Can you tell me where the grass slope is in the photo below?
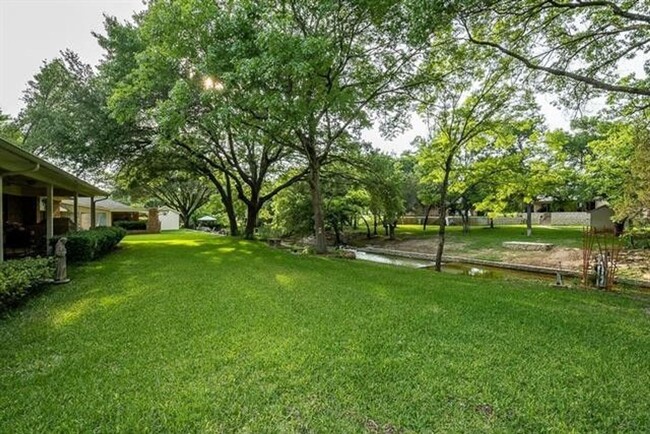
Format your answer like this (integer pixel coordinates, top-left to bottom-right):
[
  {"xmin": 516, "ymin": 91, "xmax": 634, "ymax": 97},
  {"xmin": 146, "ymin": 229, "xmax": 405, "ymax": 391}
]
[
  {"xmin": 1, "ymin": 231, "xmax": 649, "ymax": 432},
  {"xmin": 393, "ymin": 224, "xmax": 585, "ymax": 249}
]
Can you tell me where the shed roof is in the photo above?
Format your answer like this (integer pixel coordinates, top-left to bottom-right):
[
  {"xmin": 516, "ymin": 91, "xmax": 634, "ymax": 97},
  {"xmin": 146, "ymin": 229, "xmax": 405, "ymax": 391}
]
[{"xmin": 0, "ymin": 137, "xmax": 107, "ymax": 197}]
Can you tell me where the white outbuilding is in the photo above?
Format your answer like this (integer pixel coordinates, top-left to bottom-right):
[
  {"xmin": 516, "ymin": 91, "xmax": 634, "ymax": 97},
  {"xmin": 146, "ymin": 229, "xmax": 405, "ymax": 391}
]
[
  {"xmin": 589, "ymin": 205, "xmax": 616, "ymax": 232},
  {"xmin": 159, "ymin": 207, "xmax": 181, "ymax": 231}
]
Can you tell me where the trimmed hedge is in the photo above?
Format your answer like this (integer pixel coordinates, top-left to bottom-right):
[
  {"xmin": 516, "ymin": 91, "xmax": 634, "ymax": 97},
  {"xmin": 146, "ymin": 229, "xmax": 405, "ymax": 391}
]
[
  {"xmin": 0, "ymin": 257, "xmax": 54, "ymax": 310},
  {"xmin": 114, "ymin": 220, "xmax": 147, "ymax": 231},
  {"xmin": 622, "ymin": 227, "xmax": 650, "ymax": 249},
  {"xmin": 53, "ymin": 226, "xmax": 127, "ymax": 263}
]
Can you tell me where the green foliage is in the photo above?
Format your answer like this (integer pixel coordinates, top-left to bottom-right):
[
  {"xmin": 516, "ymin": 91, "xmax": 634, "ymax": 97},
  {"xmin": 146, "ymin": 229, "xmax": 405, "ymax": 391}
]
[
  {"xmin": 52, "ymin": 227, "xmax": 127, "ymax": 263},
  {"xmin": 0, "ymin": 257, "xmax": 54, "ymax": 310},
  {"xmin": 271, "ymin": 183, "xmax": 320, "ymax": 237},
  {"xmin": 113, "ymin": 220, "xmax": 147, "ymax": 231},
  {"xmin": 474, "ymin": 120, "xmax": 568, "ymax": 219},
  {"xmin": 455, "ymin": 0, "xmax": 650, "ymax": 100},
  {"xmin": 622, "ymin": 227, "xmax": 650, "ymax": 250},
  {"xmin": 362, "ymin": 152, "xmax": 405, "ymax": 236},
  {"xmin": 0, "ymin": 109, "xmax": 22, "ymax": 143},
  {"xmin": 271, "ymin": 153, "xmax": 405, "ymax": 241},
  {"xmin": 15, "ymin": 52, "xmax": 122, "ymax": 176},
  {"xmin": 117, "ymin": 164, "xmax": 213, "ymax": 229}
]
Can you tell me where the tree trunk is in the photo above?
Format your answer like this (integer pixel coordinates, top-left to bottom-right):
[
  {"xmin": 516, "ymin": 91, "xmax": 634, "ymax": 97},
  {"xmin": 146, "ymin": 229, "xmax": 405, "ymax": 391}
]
[
  {"xmin": 243, "ymin": 203, "xmax": 259, "ymax": 239},
  {"xmin": 388, "ymin": 223, "xmax": 396, "ymax": 240},
  {"xmin": 205, "ymin": 172, "xmax": 238, "ymax": 236},
  {"xmin": 435, "ymin": 159, "xmax": 453, "ymax": 272},
  {"xmin": 490, "ymin": 217, "xmax": 494, "ymax": 229},
  {"xmin": 224, "ymin": 176, "xmax": 239, "ymax": 236},
  {"xmin": 373, "ymin": 215, "xmax": 378, "ymax": 236},
  {"xmin": 308, "ymin": 163, "xmax": 327, "ymax": 254},
  {"xmin": 462, "ymin": 208, "xmax": 470, "ymax": 234},
  {"xmin": 181, "ymin": 213, "xmax": 192, "ymax": 229},
  {"xmin": 423, "ymin": 204, "xmax": 433, "ymax": 231},
  {"xmin": 360, "ymin": 216, "xmax": 371, "ymax": 238},
  {"xmin": 333, "ymin": 220, "xmax": 342, "ymax": 245},
  {"xmin": 526, "ymin": 202, "xmax": 533, "ymax": 237},
  {"xmin": 225, "ymin": 201, "xmax": 238, "ymax": 236},
  {"xmin": 435, "ymin": 203, "xmax": 447, "ymax": 272}
]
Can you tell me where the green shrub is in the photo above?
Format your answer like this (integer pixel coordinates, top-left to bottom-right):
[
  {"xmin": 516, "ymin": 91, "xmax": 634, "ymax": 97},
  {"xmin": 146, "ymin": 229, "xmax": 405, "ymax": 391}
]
[
  {"xmin": 0, "ymin": 257, "xmax": 54, "ymax": 309},
  {"xmin": 113, "ymin": 220, "xmax": 147, "ymax": 231},
  {"xmin": 52, "ymin": 227, "xmax": 127, "ymax": 262},
  {"xmin": 255, "ymin": 225, "xmax": 281, "ymax": 240},
  {"xmin": 621, "ymin": 227, "xmax": 650, "ymax": 249}
]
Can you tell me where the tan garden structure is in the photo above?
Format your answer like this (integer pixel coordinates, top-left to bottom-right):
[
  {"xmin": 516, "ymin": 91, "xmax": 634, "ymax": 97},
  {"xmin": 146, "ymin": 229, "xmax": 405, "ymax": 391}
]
[{"xmin": 0, "ymin": 137, "xmax": 107, "ymax": 262}]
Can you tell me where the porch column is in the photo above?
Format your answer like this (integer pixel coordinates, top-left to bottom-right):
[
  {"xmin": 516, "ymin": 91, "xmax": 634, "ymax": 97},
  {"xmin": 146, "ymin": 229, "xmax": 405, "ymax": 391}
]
[
  {"xmin": 0, "ymin": 176, "xmax": 4, "ymax": 263},
  {"xmin": 46, "ymin": 184, "xmax": 54, "ymax": 255},
  {"xmin": 90, "ymin": 196, "xmax": 96, "ymax": 229},
  {"xmin": 73, "ymin": 192, "xmax": 79, "ymax": 230}
]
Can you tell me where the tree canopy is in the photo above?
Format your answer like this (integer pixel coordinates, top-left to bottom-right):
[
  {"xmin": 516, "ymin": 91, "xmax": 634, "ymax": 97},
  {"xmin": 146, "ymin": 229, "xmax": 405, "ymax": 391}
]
[{"xmin": 2, "ymin": 0, "xmax": 649, "ymax": 258}]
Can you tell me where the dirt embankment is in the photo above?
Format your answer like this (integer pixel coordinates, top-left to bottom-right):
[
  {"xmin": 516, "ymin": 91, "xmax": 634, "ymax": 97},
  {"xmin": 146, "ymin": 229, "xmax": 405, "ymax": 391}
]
[{"xmin": 353, "ymin": 237, "xmax": 650, "ymax": 281}]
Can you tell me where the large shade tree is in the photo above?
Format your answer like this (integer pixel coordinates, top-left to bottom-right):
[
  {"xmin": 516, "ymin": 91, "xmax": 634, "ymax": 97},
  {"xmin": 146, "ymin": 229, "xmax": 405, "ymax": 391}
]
[
  {"xmin": 454, "ymin": 0, "xmax": 650, "ymax": 100},
  {"xmin": 103, "ymin": 2, "xmax": 316, "ymax": 239},
  {"xmin": 179, "ymin": 0, "xmax": 431, "ymax": 252},
  {"xmin": 583, "ymin": 112, "xmax": 650, "ymax": 222},
  {"xmin": 415, "ymin": 38, "xmax": 537, "ymax": 271}
]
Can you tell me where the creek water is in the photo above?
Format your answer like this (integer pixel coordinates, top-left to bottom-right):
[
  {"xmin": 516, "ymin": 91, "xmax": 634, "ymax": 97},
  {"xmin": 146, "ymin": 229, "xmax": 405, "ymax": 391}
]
[{"xmin": 352, "ymin": 250, "xmax": 557, "ymax": 283}]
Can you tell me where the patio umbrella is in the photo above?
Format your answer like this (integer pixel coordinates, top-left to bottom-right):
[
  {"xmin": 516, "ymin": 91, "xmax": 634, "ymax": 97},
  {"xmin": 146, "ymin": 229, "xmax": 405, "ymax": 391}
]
[{"xmin": 197, "ymin": 216, "xmax": 217, "ymax": 222}]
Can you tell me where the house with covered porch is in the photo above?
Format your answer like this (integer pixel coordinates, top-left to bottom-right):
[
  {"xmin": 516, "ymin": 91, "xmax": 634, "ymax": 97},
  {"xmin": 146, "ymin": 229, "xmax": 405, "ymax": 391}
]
[
  {"xmin": 1, "ymin": 137, "xmax": 107, "ymax": 262},
  {"xmin": 60, "ymin": 197, "xmax": 142, "ymax": 230}
]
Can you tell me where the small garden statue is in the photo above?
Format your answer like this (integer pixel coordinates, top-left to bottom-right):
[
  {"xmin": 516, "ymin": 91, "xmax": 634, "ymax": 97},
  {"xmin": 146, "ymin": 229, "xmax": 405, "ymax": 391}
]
[
  {"xmin": 54, "ymin": 237, "xmax": 70, "ymax": 284},
  {"xmin": 554, "ymin": 261, "xmax": 564, "ymax": 287},
  {"xmin": 595, "ymin": 252, "xmax": 608, "ymax": 288}
]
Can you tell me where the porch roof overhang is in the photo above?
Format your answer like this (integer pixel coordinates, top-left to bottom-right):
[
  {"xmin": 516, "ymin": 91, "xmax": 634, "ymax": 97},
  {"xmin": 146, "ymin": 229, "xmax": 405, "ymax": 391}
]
[{"xmin": 0, "ymin": 138, "xmax": 107, "ymax": 197}]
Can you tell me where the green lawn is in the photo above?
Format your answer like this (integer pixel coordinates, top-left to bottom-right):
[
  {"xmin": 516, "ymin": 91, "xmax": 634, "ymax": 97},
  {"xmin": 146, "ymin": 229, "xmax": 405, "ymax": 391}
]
[
  {"xmin": 393, "ymin": 224, "xmax": 585, "ymax": 249},
  {"xmin": 1, "ymin": 231, "xmax": 649, "ymax": 432}
]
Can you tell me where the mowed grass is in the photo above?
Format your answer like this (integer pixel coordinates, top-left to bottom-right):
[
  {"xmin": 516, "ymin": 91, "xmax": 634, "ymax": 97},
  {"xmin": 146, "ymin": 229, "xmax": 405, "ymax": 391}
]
[
  {"xmin": 393, "ymin": 224, "xmax": 585, "ymax": 249},
  {"xmin": 1, "ymin": 231, "xmax": 649, "ymax": 432}
]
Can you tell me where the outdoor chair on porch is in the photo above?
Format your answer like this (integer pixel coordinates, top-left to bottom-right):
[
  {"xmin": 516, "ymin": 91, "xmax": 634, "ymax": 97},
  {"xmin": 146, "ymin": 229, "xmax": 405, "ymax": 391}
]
[{"xmin": 3, "ymin": 224, "xmax": 35, "ymax": 258}]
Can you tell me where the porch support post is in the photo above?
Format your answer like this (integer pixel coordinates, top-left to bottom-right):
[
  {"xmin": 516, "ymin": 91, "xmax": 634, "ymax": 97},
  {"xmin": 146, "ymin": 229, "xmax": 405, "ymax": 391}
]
[
  {"xmin": 0, "ymin": 176, "xmax": 4, "ymax": 263},
  {"xmin": 46, "ymin": 183, "xmax": 54, "ymax": 255},
  {"xmin": 73, "ymin": 192, "xmax": 79, "ymax": 230},
  {"xmin": 90, "ymin": 196, "xmax": 96, "ymax": 229}
]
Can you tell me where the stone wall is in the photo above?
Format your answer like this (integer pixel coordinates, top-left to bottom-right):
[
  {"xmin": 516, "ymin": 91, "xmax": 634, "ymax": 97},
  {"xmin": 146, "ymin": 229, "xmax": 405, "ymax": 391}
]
[
  {"xmin": 549, "ymin": 212, "xmax": 590, "ymax": 226},
  {"xmin": 398, "ymin": 212, "xmax": 590, "ymax": 227},
  {"xmin": 496, "ymin": 212, "xmax": 589, "ymax": 226},
  {"xmin": 493, "ymin": 216, "xmax": 525, "ymax": 225}
]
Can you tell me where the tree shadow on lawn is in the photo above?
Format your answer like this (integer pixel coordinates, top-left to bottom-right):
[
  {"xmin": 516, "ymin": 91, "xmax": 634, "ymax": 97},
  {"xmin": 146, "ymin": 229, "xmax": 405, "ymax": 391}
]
[
  {"xmin": 2, "ymin": 237, "xmax": 310, "ymax": 330},
  {"xmin": 3, "ymin": 234, "xmax": 650, "ymax": 431}
]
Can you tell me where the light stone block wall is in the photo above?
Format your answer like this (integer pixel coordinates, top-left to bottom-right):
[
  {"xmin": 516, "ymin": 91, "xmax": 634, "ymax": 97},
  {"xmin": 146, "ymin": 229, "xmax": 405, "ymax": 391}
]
[
  {"xmin": 549, "ymin": 212, "xmax": 590, "ymax": 226},
  {"xmin": 399, "ymin": 212, "xmax": 590, "ymax": 227},
  {"xmin": 493, "ymin": 216, "xmax": 525, "ymax": 225}
]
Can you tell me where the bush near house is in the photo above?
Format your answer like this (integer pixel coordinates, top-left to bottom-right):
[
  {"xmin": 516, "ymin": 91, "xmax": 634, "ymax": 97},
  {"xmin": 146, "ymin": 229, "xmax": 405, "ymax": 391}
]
[
  {"xmin": 0, "ymin": 257, "xmax": 54, "ymax": 310},
  {"xmin": 52, "ymin": 227, "xmax": 127, "ymax": 262},
  {"xmin": 622, "ymin": 227, "xmax": 650, "ymax": 249},
  {"xmin": 113, "ymin": 220, "xmax": 147, "ymax": 231}
]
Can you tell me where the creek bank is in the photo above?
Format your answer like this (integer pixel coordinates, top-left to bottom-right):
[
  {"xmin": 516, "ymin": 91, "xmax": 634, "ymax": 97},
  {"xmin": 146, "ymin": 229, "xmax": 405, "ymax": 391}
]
[{"xmin": 354, "ymin": 246, "xmax": 650, "ymax": 288}]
